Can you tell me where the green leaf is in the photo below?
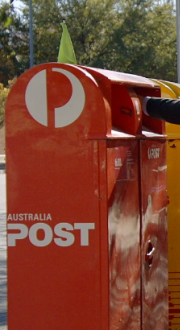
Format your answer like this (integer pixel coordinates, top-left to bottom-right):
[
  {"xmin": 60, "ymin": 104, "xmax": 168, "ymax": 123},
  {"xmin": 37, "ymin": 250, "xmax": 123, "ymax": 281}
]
[{"xmin": 4, "ymin": 17, "xmax": 12, "ymax": 27}]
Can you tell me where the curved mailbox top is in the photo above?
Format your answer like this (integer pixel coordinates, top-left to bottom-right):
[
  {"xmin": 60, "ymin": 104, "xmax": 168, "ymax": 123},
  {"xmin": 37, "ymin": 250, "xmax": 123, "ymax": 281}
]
[
  {"xmin": 161, "ymin": 80, "xmax": 180, "ymax": 98},
  {"xmin": 81, "ymin": 65, "xmax": 159, "ymax": 88},
  {"xmin": 81, "ymin": 65, "xmax": 164, "ymax": 136},
  {"xmin": 6, "ymin": 62, "xmax": 164, "ymax": 138},
  {"xmin": 5, "ymin": 63, "xmax": 109, "ymax": 139}
]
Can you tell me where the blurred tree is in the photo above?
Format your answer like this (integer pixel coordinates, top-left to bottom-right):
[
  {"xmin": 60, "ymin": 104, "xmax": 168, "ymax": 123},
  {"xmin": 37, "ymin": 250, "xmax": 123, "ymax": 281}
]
[
  {"xmin": 0, "ymin": 1, "xmax": 29, "ymax": 85},
  {"xmin": 110, "ymin": 0, "xmax": 177, "ymax": 81},
  {"xmin": 0, "ymin": 81, "xmax": 9, "ymax": 124},
  {"xmin": 0, "ymin": 0, "xmax": 178, "ymax": 83}
]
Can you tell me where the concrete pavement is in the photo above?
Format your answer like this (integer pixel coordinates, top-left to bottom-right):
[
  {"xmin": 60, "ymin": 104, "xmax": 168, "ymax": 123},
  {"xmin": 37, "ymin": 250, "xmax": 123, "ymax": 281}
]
[
  {"xmin": 0, "ymin": 173, "xmax": 7, "ymax": 330},
  {"xmin": 0, "ymin": 126, "xmax": 5, "ymax": 155}
]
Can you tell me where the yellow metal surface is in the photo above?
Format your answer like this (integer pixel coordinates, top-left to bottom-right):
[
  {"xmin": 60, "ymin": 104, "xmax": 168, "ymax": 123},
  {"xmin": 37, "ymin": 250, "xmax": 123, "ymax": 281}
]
[
  {"xmin": 167, "ymin": 140, "xmax": 180, "ymax": 330},
  {"xmin": 161, "ymin": 80, "xmax": 180, "ymax": 98},
  {"xmin": 151, "ymin": 79, "xmax": 180, "ymax": 138},
  {"xmin": 151, "ymin": 79, "xmax": 177, "ymax": 99},
  {"xmin": 159, "ymin": 80, "xmax": 180, "ymax": 139},
  {"xmin": 151, "ymin": 79, "xmax": 180, "ymax": 329},
  {"xmin": 167, "ymin": 141, "xmax": 180, "ymax": 269}
]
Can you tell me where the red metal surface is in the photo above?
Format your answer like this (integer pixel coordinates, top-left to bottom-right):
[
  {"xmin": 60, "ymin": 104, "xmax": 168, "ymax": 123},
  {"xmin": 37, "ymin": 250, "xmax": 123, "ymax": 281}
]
[
  {"xmin": 107, "ymin": 140, "xmax": 141, "ymax": 330},
  {"xmin": 5, "ymin": 63, "xmax": 109, "ymax": 330},
  {"xmin": 5, "ymin": 62, "xmax": 168, "ymax": 330},
  {"xmin": 107, "ymin": 138, "xmax": 168, "ymax": 330}
]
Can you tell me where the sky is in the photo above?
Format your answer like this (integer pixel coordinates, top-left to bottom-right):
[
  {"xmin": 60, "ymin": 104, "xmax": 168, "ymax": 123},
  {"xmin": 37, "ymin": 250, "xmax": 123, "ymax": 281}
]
[{"xmin": 0, "ymin": 0, "xmax": 25, "ymax": 14}]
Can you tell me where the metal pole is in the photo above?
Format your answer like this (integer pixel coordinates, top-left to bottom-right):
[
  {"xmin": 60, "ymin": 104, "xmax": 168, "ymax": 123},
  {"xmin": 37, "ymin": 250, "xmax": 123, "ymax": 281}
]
[
  {"xmin": 29, "ymin": 0, "xmax": 34, "ymax": 68},
  {"xmin": 176, "ymin": 0, "xmax": 180, "ymax": 82}
]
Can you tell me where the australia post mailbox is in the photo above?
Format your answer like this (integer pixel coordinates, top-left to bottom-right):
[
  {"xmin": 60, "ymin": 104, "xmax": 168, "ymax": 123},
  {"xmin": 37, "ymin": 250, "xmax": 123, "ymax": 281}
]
[{"xmin": 5, "ymin": 63, "xmax": 168, "ymax": 330}]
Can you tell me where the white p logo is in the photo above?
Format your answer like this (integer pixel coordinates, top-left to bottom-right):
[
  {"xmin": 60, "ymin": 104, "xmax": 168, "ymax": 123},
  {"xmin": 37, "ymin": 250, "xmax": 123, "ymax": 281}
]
[{"xmin": 25, "ymin": 67, "xmax": 85, "ymax": 128}]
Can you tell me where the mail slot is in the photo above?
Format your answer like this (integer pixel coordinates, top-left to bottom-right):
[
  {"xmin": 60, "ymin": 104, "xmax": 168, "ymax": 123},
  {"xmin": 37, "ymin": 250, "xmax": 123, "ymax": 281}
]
[{"xmin": 5, "ymin": 63, "xmax": 168, "ymax": 330}]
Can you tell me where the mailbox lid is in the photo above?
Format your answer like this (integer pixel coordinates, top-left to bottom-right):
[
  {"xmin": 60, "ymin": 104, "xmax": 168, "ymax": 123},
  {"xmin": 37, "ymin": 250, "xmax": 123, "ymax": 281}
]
[
  {"xmin": 81, "ymin": 66, "xmax": 165, "ymax": 136},
  {"xmin": 81, "ymin": 66, "xmax": 159, "ymax": 88}
]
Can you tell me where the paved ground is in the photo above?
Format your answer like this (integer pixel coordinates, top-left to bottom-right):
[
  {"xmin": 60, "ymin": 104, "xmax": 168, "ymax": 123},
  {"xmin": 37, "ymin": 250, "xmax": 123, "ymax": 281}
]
[
  {"xmin": 0, "ymin": 173, "xmax": 7, "ymax": 330},
  {"xmin": 0, "ymin": 126, "xmax": 5, "ymax": 155}
]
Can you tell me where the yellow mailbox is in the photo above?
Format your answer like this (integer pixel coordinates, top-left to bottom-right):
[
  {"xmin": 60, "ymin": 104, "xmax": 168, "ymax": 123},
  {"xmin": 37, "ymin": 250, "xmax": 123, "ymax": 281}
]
[{"xmin": 152, "ymin": 78, "xmax": 180, "ymax": 330}]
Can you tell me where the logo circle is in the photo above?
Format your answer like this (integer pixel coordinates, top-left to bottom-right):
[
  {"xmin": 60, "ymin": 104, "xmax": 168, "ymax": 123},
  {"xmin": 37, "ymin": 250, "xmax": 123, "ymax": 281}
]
[{"xmin": 25, "ymin": 67, "xmax": 86, "ymax": 127}]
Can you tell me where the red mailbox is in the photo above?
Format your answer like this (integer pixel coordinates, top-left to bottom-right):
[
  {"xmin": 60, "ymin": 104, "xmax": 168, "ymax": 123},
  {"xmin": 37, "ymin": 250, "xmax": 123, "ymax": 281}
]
[{"xmin": 5, "ymin": 63, "xmax": 168, "ymax": 330}]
